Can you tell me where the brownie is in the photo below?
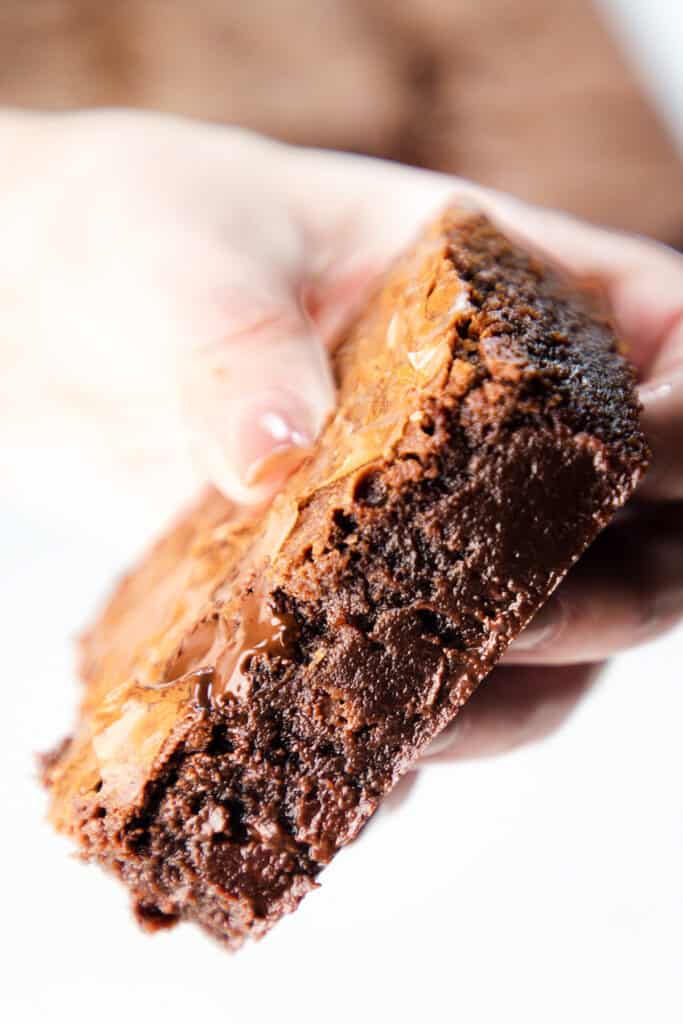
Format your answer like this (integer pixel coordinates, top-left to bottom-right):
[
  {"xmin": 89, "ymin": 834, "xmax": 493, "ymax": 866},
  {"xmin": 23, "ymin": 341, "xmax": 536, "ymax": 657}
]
[{"xmin": 43, "ymin": 209, "xmax": 649, "ymax": 948}]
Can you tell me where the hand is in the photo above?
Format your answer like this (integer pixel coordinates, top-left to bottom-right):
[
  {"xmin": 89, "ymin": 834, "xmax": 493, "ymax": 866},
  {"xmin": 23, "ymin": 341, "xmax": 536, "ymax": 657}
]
[
  {"xmin": 2, "ymin": 109, "xmax": 681, "ymax": 757},
  {"xmin": 0, "ymin": 108, "xmax": 457, "ymax": 512}
]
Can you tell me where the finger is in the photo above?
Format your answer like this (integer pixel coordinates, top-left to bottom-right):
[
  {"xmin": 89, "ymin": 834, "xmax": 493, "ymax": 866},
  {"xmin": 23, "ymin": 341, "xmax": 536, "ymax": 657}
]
[
  {"xmin": 291, "ymin": 148, "xmax": 683, "ymax": 374},
  {"xmin": 181, "ymin": 289, "xmax": 335, "ymax": 506},
  {"xmin": 418, "ymin": 663, "xmax": 599, "ymax": 763},
  {"xmin": 638, "ymin": 364, "xmax": 683, "ymax": 502},
  {"xmin": 505, "ymin": 503, "xmax": 683, "ymax": 664}
]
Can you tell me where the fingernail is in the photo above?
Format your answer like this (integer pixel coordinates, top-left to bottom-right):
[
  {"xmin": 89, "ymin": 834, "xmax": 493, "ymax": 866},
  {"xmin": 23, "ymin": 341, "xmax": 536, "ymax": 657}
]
[
  {"xmin": 243, "ymin": 410, "xmax": 313, "ymax": 487},
  {"xmin": 234, "ymin": 392, "xmax": 315, "ymax": 489},
  {"xmin": 197, "ymin": 389, "xmax": 321, "ymax": 505},
  {"xmin": 639, "ymin": 379, "xmax": 674, "ymax": 404},
  {"xmin": 420, "ymin": 718, "xmax": 460, "ymax": 762},
  {"xmin": 511, "ymin": 599, "xmax": 564, "ymax": 652}
]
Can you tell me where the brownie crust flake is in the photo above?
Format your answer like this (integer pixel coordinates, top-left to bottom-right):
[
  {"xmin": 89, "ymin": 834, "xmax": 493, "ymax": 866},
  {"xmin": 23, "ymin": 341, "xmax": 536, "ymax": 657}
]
[{"xmin": 43, "ymin": 209, "xmax": 649, "ymax": 948}]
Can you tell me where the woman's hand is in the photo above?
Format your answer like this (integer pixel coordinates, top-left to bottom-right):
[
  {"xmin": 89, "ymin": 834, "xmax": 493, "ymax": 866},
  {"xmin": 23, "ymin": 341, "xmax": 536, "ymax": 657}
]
[
  {"xmin": 0, "ymin": 109, "xmax": 456, "ymax": 508},
  {"xmin": 2, "ymin": 109, "xmax": 681, "ymax": 756}
]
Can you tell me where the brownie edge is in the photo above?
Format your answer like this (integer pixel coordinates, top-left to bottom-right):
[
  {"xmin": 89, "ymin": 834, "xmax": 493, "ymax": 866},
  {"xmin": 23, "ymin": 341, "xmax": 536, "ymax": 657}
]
[{"xmin": 43, "ymin": 209, "xmax": 649, "ymax": 948}]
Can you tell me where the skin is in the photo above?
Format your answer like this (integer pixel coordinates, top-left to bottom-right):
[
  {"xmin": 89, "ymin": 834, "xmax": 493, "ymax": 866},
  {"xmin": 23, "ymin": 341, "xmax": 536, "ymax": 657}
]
[{"xmin": 2, "ymin": 109, "xmax": 681, "ymax": 758}]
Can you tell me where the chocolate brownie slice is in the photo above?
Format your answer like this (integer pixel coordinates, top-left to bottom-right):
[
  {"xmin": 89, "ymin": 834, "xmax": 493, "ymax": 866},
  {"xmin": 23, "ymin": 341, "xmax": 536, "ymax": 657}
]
[{"xmin": 43, "ymin": 209, "xmax": 649, "ymax": 948}]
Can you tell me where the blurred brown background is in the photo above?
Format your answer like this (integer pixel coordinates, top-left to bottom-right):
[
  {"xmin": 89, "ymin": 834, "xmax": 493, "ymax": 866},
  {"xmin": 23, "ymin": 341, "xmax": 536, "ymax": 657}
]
[{"xmin": 1, "ymin": 0, "xmax": 681, "ymax": 243}]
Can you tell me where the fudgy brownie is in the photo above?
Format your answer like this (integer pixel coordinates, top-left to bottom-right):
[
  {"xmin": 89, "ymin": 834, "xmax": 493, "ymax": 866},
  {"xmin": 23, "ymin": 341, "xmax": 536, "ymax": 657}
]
[{"xmin": 43, "ymin": 209, "xmax": 649, "ymax": 948}]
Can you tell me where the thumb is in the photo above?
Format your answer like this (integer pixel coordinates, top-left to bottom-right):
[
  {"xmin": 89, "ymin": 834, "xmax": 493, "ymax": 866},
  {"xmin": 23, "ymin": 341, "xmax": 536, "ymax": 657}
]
[{"xmin": 181, "ymin": 293, "xmax": 335, "ymax": 506}]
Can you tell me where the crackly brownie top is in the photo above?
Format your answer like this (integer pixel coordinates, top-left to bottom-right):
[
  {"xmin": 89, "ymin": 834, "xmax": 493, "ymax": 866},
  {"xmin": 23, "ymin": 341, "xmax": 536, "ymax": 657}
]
[{"xmin": 46, "ymin": 208, "xmax": 646, "ymax": 833}]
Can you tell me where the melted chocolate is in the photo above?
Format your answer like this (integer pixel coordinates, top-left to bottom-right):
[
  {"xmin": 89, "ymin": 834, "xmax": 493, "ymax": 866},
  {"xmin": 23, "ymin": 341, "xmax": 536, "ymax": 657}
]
[{"xmin": 213, "ymin": 579, "xmax": 297, "ymax": 700}]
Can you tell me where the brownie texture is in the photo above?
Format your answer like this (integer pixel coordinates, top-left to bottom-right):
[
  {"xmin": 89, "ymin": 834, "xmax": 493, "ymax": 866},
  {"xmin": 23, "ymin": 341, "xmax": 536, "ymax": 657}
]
[{"xmin": 43, "ymin": 209, "xmax": 649, "ymax": 948}]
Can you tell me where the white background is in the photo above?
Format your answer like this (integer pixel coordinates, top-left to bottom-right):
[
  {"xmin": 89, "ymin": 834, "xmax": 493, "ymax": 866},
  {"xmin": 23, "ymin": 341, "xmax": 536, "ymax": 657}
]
[{"xmin": 2, "ymin": 2, "xmax": 682, "ymax": 1022}]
